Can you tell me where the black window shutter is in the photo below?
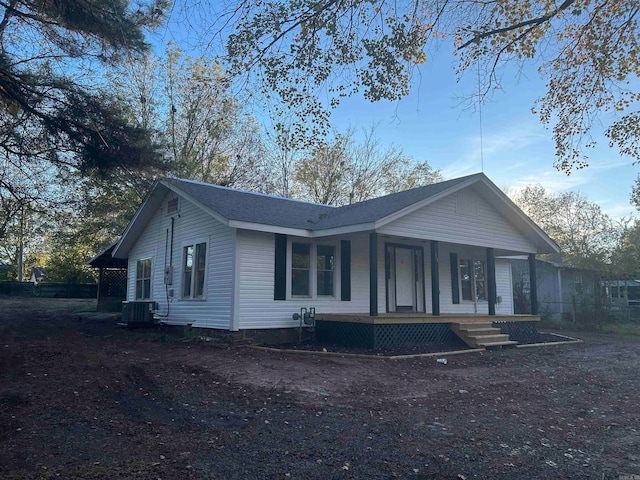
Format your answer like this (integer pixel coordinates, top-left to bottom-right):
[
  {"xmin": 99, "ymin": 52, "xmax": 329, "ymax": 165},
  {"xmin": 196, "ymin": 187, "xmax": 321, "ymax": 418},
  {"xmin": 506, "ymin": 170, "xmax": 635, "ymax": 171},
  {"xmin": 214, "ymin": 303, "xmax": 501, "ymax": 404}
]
[
  {"xmin": 340, "ymin": 240, "xmax": 351, "ymax": 301},
  {"xmin": 274, "ymin": 234, "xmax": 287, "ymax": 300},
  {"xmin": 450, "ymin": 252, "xmax": 460, "ymax": 304}
]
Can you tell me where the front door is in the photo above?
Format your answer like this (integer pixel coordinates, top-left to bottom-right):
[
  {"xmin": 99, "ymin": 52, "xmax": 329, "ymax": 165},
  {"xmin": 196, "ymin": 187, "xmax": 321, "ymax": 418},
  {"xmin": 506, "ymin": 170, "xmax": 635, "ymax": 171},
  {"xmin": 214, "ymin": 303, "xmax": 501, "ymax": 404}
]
[
  {"xmin": 386, "ymin": 244, "xmax": 425, "ymax": 313},
  {"xmin": 395, "ymin": 248, "xmax": 414, "ymax": 311}
]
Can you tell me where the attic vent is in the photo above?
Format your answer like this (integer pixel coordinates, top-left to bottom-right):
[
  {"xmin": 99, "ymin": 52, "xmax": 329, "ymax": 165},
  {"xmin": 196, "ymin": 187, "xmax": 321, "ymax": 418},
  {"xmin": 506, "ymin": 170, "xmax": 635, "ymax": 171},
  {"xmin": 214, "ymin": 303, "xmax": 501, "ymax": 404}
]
[
  {"xmin": 456, "ymin": 192, "xmax": 477, "ymax": 216},
  {"xmin": 167, "ymin": 197, "xmax": 179, "ymax": 214}
]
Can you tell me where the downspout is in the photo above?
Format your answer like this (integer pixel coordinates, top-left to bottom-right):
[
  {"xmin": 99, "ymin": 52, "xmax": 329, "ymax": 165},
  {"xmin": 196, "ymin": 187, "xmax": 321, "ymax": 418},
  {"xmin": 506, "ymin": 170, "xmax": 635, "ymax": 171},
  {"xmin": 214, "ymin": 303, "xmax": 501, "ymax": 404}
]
[{"xmin": 157, "ymin": 217, "xmax": 175, "ymax": 319}]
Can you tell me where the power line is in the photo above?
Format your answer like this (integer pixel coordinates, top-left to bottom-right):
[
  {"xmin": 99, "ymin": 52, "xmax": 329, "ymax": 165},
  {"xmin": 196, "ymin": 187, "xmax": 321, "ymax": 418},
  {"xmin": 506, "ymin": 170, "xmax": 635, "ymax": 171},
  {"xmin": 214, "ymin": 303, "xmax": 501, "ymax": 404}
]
[{"xmin": 477, "ymin": 57, "xmax": 484, "ymax": 173}]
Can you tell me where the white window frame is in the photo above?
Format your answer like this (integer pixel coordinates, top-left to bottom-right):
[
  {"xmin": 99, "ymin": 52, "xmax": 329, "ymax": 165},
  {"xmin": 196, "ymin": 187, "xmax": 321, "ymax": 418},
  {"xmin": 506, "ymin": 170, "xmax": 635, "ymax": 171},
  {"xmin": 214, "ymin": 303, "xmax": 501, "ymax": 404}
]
[
  {"xmin": 135, "ymin": 258, "xmax": 152, "ymax": 300},
  {"xmin": 316, "ymin": 244, "xmax": 336, "ymax": 297},
  {"xmin": 181, "ymin": 239, "xmax": 208, "ymax": 300},
  {"xmin": 288, "ymin": 240, "xmax": 339, "ymax": 299},
  {"xmin": 291, "ymin": 241, "xmax": 312, "ymax": 298},
  {"xmin": 459, "ymin": 257, "xmax": 487, "ymax": 302}
]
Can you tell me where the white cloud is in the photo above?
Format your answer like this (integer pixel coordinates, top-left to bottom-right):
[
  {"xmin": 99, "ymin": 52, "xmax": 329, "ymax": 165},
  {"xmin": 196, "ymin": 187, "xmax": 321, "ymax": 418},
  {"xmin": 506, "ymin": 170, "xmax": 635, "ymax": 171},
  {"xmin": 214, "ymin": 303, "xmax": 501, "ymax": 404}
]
[
  {"xmin": 600, "ymin": 203, "xmax": 636, "ymax": 220},
  {"xmin": 442, "ymin": 123, "xmax": 548, "ymax": 180},
  {"xmin": 440, "ymin": 159, "xmax": 481, "ymax": 179},
  {"xmin": 508, "ymin": 171, "xmax": 589, "ymax": 193}
]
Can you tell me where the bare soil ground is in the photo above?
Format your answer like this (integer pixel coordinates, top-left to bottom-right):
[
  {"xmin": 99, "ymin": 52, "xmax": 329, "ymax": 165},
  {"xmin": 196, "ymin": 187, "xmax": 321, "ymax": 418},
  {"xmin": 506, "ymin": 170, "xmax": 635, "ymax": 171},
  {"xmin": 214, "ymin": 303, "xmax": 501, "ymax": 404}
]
[{"xmin": 2, "ymin": 298, "xmax": 640, "ymax": 479}]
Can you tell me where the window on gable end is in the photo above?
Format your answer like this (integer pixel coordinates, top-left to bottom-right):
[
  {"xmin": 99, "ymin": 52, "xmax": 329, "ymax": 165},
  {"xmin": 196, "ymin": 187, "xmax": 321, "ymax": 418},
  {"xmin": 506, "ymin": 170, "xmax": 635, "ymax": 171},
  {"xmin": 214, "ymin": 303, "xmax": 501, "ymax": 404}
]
[{"xmin": 167, "ymin": 197, "xmax": 179, "ymax": 215}]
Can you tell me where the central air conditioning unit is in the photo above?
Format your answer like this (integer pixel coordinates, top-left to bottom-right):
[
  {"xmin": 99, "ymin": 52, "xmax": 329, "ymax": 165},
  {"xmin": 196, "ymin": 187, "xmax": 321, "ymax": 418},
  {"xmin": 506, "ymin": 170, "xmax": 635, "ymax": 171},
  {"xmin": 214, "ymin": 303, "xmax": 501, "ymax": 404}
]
[{"xmin": 120, "ymin": 301, "xmax": 159, "ymax": 328}]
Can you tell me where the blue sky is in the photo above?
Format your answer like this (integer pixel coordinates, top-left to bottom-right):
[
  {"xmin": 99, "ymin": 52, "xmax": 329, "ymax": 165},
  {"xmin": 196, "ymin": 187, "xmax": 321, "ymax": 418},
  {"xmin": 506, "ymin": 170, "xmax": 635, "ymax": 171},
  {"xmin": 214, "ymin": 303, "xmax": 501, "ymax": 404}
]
[
  {"xmin": 157, "ymin": 9, "xmax": 638, "ymax": 220},
  {"xmin": 326, "ymin": 55, "xmax": 638, "ymax": 220}
]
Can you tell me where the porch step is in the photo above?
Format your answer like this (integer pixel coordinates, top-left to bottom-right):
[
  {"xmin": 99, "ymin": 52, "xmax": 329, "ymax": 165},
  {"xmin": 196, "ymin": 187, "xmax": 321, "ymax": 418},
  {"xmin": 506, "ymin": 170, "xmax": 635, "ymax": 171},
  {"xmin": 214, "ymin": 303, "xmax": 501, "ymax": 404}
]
[
  {"xmin": 481, "ymin": 340, "xmax": 518, "ymax": 349},
  {"xmin": 455, "ymin": 325, "xmax": 497, "ymax": 336},
  {"xmin": 472, "ymin": 334, "xmax": 512, "ymax": 348},
  {"xmin": 451, "ymin": 321, "xmax": 518, "ymax": 349}
]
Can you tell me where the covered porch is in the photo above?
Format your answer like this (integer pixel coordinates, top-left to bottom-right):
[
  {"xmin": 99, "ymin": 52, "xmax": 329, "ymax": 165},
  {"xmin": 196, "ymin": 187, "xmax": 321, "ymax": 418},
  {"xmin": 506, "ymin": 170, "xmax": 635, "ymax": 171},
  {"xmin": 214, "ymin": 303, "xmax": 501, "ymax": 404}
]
[
  {"xmin": 315, "ymin": 312, "xmax": 540, "ymax": 350},
  {"xmin": 367, "ymin": 233, "xmax": 541, "ymax": 317}
]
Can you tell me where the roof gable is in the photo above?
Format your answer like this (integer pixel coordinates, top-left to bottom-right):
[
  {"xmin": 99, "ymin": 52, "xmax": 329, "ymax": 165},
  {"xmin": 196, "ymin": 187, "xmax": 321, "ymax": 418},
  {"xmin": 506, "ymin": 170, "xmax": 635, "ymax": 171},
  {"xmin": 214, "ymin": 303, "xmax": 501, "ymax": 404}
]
[
  {"xmin": 164, "ymin": 175, "xmax": 479, "ymax": 231},
  {"xmin": 113, "ymin": 173, "xmax": 559, "ymax": 258},
  {"xmin": 164, "ymin": 178, "xmax": 335, "ymax": 230}
]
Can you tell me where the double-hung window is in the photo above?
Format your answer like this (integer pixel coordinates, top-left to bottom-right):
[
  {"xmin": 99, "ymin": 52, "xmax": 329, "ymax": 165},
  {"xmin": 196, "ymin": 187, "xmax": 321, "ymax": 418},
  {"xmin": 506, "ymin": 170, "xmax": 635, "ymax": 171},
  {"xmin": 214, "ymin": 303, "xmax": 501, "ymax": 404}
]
[
  {"xmin": 290, "ymin": 242, "xmax": 336, "ymax": 298},
  {"xmin": 316, "ymin": 245, "xmax": 335, "ymax": 296},
  {"xmin": 135, "ymin": 258, "xmax": 152, "ymax": 300},
  {"xmin": 182, "ymin": 242, "xmax": 207, "ymax": 299},
  {"xmin": 291, "ymin": 243, "xmax": 311, "ymax": 296},
  {"xmin": 459, "ymin": 258, "xmax": 486, "ymax": 301}
]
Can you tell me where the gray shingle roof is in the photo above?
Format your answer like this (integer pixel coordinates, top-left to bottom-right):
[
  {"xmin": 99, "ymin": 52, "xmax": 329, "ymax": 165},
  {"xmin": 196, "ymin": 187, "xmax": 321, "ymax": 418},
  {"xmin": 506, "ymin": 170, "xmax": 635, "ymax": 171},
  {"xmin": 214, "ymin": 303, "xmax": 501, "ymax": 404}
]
[{"xmin": 166, "ymin": 173, "xmax": 482, "ymax": 231}]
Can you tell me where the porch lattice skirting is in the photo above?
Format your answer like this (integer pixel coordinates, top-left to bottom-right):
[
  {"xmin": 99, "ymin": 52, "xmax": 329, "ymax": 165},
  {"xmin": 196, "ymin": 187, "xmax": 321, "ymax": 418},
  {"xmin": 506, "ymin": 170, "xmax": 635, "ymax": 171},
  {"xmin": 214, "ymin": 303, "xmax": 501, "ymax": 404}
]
[
  {"xmin": 316, "ymin": 321, "xmax": 455, "ymax": 349},
  {"xmin": 315, "ymin": 316, "xmax": 539, "ymax": 349},
  {"xmin": 491, "ymin": 321, "xmax": 538, "ymax": 343}
]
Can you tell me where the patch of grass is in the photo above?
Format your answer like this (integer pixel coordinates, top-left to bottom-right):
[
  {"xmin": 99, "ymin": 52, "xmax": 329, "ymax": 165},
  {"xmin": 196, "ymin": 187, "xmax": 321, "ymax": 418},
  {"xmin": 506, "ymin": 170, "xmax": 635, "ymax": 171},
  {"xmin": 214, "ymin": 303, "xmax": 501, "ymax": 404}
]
[
  {"xmin": 602, "ymin": 323, "xmax": 640, "ymax": 337},
  {"xmin": 35, "ymin": 298, "xmax": 97, "ymax": 313},
  {"xmin": 0, "ymin": 297, "xmax": 97, "ymax": 313}
]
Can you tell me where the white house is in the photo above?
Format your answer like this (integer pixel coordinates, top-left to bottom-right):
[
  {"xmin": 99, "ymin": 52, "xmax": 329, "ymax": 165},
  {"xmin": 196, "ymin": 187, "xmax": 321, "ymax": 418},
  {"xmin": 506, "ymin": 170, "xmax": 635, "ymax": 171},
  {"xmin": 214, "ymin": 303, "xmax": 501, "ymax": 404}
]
[{"xmin": 112, "ymin": 173, "xmax": 559, "ymax": 347}]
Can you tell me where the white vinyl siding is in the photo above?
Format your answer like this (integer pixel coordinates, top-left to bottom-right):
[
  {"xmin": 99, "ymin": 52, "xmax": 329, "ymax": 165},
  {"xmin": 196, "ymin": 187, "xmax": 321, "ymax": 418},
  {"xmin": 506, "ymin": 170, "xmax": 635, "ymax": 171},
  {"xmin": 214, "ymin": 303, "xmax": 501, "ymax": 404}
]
[
  {"xmin": 378, "ymin": 186, "xmax": 536, "ymax": 254},
  {"xmin": 127, "ymin": 192, "xmax": 235, "ymax": 329},
  {"xmin": 430, "ymin": 243, "xmax": 514, "ymax": 315},
  {"xmin": 375, "ymin": 237, "xmax": 514, "ymax": 316},
  {"xmin": 236, "ymin": 231, "xmax": 371, "ymax": 329}
]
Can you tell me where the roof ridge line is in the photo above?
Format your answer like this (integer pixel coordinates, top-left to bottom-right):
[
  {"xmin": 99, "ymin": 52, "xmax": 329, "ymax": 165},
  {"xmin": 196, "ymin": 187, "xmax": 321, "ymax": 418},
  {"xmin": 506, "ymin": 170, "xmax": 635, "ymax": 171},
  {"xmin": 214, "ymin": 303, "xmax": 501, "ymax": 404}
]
[{"xmin": 166, "ymin": 177, "xmax": 336, "ymax": 208}]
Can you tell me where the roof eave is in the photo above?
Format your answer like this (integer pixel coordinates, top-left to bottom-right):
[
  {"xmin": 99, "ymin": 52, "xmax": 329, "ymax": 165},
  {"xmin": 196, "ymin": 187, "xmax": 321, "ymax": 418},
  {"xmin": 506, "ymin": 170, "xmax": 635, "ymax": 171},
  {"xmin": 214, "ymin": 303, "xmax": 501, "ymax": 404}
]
[
  {"xmin": 311, "ymin": 222, "xmax": 377, "ymax": 237},
  {"xmin": 478, "ymin": 178, "xmax": 560, "ymax": 255},
  {"xmin": 373, "ymin": 174, "xmax": 559, "ymax": 255},
  {"xmin": 228, "ymin": 220, "xmax": 311, "ymax": 237},
  {"xmin": 113, "ymin": 180, "xmax": 234, "ymax": 259},
  {"xmin": 160, "ymin": 180, "xmax": 231, "ymax": 226},
  {"xmin": 113, "ymin": 180, "xmax": 166, "ymax": 259}
]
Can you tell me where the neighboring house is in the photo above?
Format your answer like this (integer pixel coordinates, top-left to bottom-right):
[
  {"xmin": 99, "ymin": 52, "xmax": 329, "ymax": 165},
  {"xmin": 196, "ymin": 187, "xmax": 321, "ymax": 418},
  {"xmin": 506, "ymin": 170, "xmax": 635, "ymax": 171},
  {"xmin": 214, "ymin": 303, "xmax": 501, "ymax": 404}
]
[
  {"xmin": 29, "ymin": 267, "xmax": 46, "ymax": 284},
  {"xmin": 112, "ymin": 173, "xmax": 559, "ymax": 346},
  {"xmin": 511, "ymin": 258, "xmax": 600, "ymax": 321},
  {"xmin": 603, "ymin": 279, "xmax": 640, "ymax": 307}
]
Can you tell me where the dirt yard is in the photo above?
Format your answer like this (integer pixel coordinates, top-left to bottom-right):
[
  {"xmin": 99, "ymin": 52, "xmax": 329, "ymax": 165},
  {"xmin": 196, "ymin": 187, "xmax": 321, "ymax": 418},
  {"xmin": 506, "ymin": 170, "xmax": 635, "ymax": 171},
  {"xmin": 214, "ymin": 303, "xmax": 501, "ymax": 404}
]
[{"xmin": 2, "ymin": 298, "xmax": 640, "ymax": 479}]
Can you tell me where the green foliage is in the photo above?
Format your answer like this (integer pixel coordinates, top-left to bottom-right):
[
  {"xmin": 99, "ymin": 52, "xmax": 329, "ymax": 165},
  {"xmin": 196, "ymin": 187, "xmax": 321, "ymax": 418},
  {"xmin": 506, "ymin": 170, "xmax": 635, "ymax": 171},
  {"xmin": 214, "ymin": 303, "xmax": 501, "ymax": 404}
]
[
  {"xmin": 162, "ymin": 45, "xmax": 270, "ymax": 191},
  {"xmin": 66, "ymin": 168, "xmax": 156, "ymax": 253},
  {"xmin": 631, "ymin": 176, "xmax": 640, "ymax": 212},
  {"xmin": 611, "ymin": 220, "xmax": 640, "ymax": 279},
  {"xmin": 44, "ymin": 241, "xmax": 98, "ymax": 284},
  {"xmin": 511, "ymin": 184, "xmax": 621, "ymax": 269},
  {"xmin": 0, "ymin": 0, "xmax": 169, "ymax": 278},
  {"xmin": 293, "ymin": 127, "xmax": 443, "ymax": 206},
  {"xmin": 220, "ymin": 0, "xmax": 640, "ymax": 169},
  {"xmin": 602, "ymin": 323, "xmax": 640, "ymax": 337},
  {"xmin": 0, "ymin": 1, "xmax": 168, "ymax": 173}
]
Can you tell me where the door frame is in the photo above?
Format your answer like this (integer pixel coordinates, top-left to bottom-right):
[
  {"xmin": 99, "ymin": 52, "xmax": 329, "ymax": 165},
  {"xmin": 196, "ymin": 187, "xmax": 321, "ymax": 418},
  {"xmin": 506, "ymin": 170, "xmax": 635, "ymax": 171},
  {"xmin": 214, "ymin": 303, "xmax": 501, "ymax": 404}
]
[{"xmin": 384, "ymin": 243, "xmax": 426, "ymax": 314}]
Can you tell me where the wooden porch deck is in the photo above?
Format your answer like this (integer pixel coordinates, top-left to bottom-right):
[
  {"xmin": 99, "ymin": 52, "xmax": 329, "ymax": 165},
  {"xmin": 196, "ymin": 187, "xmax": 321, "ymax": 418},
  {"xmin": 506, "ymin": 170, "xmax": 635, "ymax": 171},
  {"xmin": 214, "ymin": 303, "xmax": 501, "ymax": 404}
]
[{"xmin": 315, "ymin": 313, "xmax": 540, "ymax": 325}]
